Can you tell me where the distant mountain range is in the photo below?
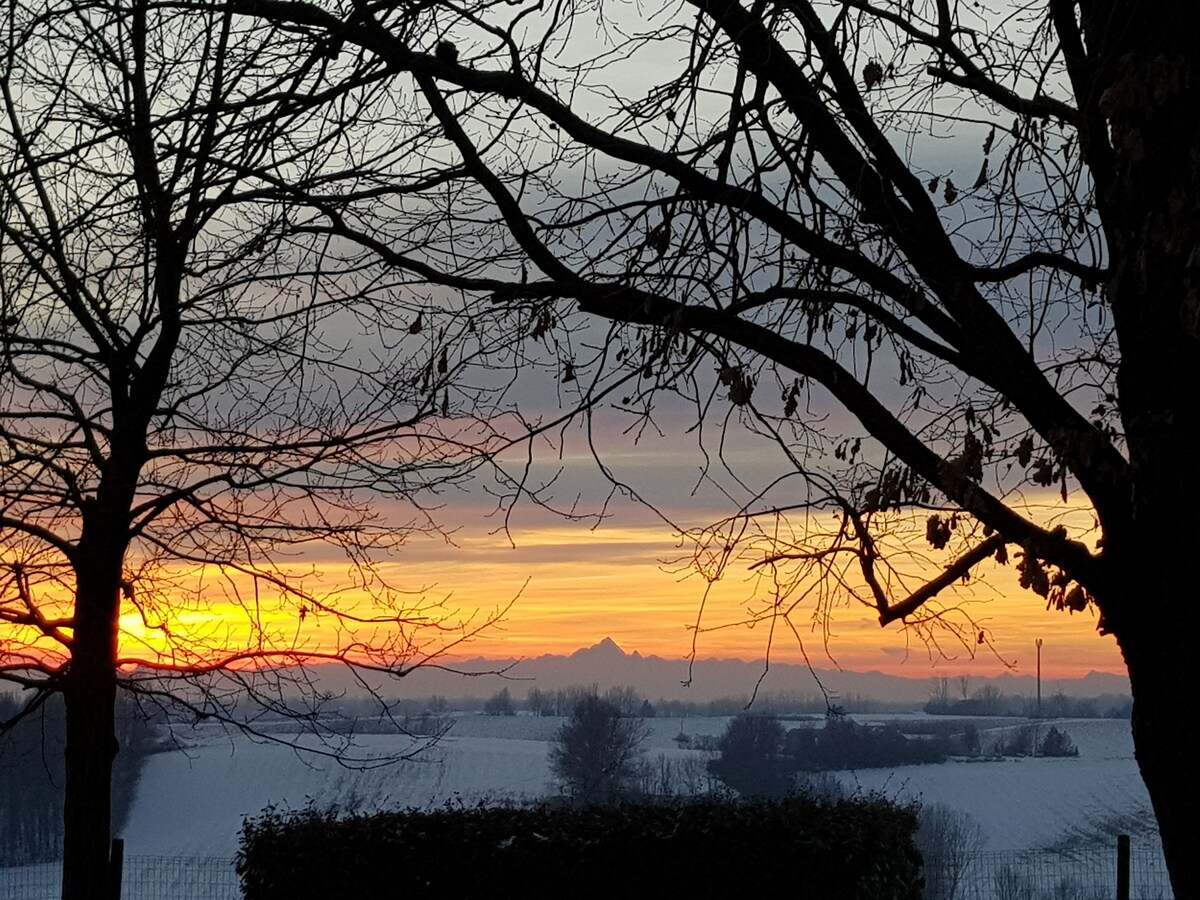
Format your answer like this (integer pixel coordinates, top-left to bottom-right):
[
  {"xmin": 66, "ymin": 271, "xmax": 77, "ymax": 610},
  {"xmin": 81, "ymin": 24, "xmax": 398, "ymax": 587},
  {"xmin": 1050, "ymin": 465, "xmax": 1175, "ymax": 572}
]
[{"xmin": 303, "ymin": 637, "xmax": 1131, "ymax": 705}]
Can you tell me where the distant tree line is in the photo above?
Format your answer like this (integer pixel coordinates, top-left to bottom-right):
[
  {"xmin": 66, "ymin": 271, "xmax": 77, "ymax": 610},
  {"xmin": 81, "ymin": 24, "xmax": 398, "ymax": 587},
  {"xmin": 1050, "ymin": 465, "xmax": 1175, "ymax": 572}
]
[
  {"xmin": 545, "ymin": 698, "xmax": 1083, "ymax": 807},
  {"xmin": 482, "ymin": 688, "xmax": 516, "ymax": 716},
  {"xmin": 0, "ymin": 693, "xmax": 160, "ymax": 866},
  {"xmin": 924, "ymin": 678, "xmax": 1131, "ymax": 719},
  {"xmin": 785, "ymin": 717, "xmax": 952, "ymax": 772},
  {"xmin": 705, "ymin": 713, "xmax": 1082, "ymax": 799},
  {"xmin": 525, "ymin": 682, "xmax": 1125, "ymax": 720},
  {"xmin": 268, "ymin": 682, "xmax": 1128, "ymax": 724},
  {"xmin": 705, "ymin": 714, "xmax": 952, "ymax": 799},
  {"xmin": 527, "ymin": 685, "xmax": 654, "ymax": 719},
  {"xmin": 987, "ymin": 724, "xmax": 1079, "ymax": 759},
  {"xmin": 546, "ymin": 704, "xmax": 961, "ymax": 805},
  {"xmin": 530, "ymin": 685, "xmax": 913, "ymax": 721}
]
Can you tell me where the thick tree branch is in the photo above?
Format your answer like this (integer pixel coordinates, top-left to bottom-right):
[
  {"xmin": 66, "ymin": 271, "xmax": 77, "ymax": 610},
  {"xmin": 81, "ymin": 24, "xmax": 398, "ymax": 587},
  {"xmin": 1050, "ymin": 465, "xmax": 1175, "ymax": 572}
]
[
  {"xmin": 0, "ymin": 517, "xmax": 78, "ymax": 560},
  {"xmin": 926, "ymin": 65, "xmax": 1078, "ymax": 124},
  {"xmin": 693, "ymin": 0, "xmax": 1131, "ymax": 532},
  {"xmin": 1049, "ymin": 0, "xmax": 1118, "ymax": 216},
  {"xmin": 878, "ymin": 533, "xmax": 1007, "ymax": 625},
  {"xmin": 568, "ymin": 279, "xmax": 1101, "ymax": 585},
  {"xmin": 969, "ymin": 251, "xmax": 1107, "ymax": 284}
]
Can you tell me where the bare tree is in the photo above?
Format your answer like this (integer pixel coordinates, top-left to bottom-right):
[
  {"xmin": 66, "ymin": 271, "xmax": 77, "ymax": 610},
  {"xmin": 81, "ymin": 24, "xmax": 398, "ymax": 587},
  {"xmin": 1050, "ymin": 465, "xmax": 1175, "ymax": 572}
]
[
  {"xmin": 0, "ymin": 3, "xmax": 515, "ymax": 897},
  {"xmin": 550, "ymin": 693, "xmax": 647, "ymax": 804},
  {"xmin": 217, "ymin": 0, "xmax": 1196, "ymax": 892},
  {"xmin": 916, "ymin": 803, "xmax": 985, "ymax": 900},
  {"xmin": 526, "ymin": 687, "xmax": 553, "ymax": 717},
  {"xmin": 926, "ymin": 677, "xmax": 952, "ymax": 713},
  {"xmin": 483, "ymin": 687, "xmax": 516, "ymax": 715}
]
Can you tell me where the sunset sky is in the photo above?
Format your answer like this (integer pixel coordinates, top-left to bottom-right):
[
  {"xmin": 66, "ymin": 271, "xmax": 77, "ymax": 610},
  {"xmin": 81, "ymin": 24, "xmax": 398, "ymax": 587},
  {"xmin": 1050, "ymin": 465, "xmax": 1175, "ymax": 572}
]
[
  {"xmin": 0, "ymin": 3, "xmax": 1127, "ymax": 690},
  {"xmin": 379, "ymin": 506, "xmax": 1125, "ymax": 680},
  {"xmin": 378, "ymin": 401, "xmax": 1126, "ymax": 681},
  {"xmin": 101, "ymin": 520, "xmax": 1124, "ymax": 686},
  {"xmin": 102, "ymin": 413, "xmax": 1126, "ymax": 685}
]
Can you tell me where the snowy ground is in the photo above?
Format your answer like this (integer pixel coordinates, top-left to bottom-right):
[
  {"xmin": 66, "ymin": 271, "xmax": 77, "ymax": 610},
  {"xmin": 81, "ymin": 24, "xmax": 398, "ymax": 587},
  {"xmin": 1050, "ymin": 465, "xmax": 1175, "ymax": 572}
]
[
  {"xmin": 0, "ymin": 714, "xmax": 1159, "ymax": 899},
  {"xmin": 836, "ymin": 717, "xmax": 1158, "ymax": 851},
  {"xmin": 117, "ymin": 713, "xmax": 1157, "ymax": 860}
]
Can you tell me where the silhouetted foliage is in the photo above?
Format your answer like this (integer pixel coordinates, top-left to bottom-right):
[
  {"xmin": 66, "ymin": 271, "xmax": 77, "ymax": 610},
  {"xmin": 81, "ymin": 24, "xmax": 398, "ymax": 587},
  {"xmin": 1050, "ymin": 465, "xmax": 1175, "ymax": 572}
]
[
  {"xmin": 986, "ymin": 723, "xmax": 1078, "ymax": 758},
  {"xmin": 526, "ymin": 688, "xmax": 554, "ymax": 717},
  {"xmin": 549, "ymin": 694, "xmax": 647, "ymax": 803},
  {"xmin": 239, "ymin": 797, "xmax": 923, "ymax": 900},
  {"xmin": 1, "ymin": 5, "xmax": 505, "ymax": 893},
  {"xmin": 602, "ymin": 686, "xmax": 645, "ymax": 717},
  {"xmin": 637, "ymin": 752, "xmax": 714, "ymax": 797},
  {"xmin": 483, "ymin": 688, "xmax": 516, "ymax": 716},
  {"xmin": 228, "ymin": 1, "xmax": 1200, "ymax": 892},
  {"xmin": 994, "ymin": 725, "xmax": 1037, "ymax": 758},
  {"xmin": 786, "ymin": 717, "xmax": 949, "ymax": 771},
  {"xmin": 709, "ymin": 713, "xmax": 791, "ymax": 798},
  {"xmin": 1037, "ymin": 726, "xmax": 1079, "ymax": 758},
  {"xmin": 960, "ymin": 723, "xmax": 982, "ymax": 758}
]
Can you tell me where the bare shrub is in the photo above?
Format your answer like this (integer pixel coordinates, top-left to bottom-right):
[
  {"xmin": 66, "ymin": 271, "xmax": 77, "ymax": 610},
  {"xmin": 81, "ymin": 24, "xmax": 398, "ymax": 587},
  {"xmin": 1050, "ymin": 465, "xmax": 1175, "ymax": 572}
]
[
  {"xmin": 916, "ymin": 803, "xmax": 985, "ymax": 900},
  {"xmin": 993, "ymin": 866, "xmax": 1037, "ymax": 900}
]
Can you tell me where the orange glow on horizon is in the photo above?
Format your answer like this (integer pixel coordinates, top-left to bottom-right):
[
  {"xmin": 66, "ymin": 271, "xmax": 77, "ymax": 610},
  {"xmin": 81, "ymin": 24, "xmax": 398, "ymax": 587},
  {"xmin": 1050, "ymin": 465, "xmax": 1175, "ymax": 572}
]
[
  {"xmin": 132, "ymin": 523, "xmax": 1122, "ymax": 682},
  {"xmin": 4, "ymin": 514, "xmax": 1127, "ymax": 684},
  {"xmin": 392, "ymin": 522, "xmax": 1125, "ymax": 681}
]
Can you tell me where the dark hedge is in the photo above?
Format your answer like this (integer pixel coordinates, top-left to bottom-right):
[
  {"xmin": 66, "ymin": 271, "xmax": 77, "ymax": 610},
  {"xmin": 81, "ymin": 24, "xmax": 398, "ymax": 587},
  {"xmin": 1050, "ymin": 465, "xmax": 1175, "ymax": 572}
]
[{"xmin": 238, "ymin": 797, "xmax": 922, "ymax": 899}]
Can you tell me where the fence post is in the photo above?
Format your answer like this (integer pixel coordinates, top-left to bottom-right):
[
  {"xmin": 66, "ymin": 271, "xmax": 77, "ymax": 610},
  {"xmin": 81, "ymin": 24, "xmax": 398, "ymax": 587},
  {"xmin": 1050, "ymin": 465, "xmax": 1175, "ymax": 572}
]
[
  {"xmin": 1116, "ymin": 834, "xmax": 1130, "ymax": 900},
  {"xmin": 108, "ymin": 838, "xmax": 124, "ymax": 900}
]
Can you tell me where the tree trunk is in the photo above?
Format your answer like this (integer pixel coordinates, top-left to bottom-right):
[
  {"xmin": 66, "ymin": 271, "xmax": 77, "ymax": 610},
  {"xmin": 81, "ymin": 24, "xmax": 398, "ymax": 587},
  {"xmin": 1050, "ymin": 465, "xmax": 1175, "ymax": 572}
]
[
  {"xmin": 60, "ymin": 562, "xmax": 121, "ymax": 900},
  {"xmin": 1117, "ymin": 613, "xmax": 1200, "ymax": 900},
  {"xmin": 1092, "ymin": 23, "xmax": 1200, "ymax": 896},
  {"xmin": 61, "ymin": 674, "xmax": 117, "ymax": 900},
  {"xmin": 1105, "ymin": 504, "xmax": 1200, "ymax": 896}
]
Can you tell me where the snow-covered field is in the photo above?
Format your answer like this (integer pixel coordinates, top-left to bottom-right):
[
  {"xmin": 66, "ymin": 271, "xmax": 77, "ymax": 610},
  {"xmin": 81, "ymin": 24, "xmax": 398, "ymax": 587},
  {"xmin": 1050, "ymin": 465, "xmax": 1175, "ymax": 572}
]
[
  {"xmin": 837, "ymin": 717, "xmax": 1158, "ymax": 851},
  {"xmin": 1, "ymin": 714, "xmax": 1165, "ymax": 899},
  {"xmin": 1, "ymin": 714, "xmax": 1159, "ymax": 898},
  {"xmin": 117, "ymin": 713, "xmax": 1158, "ymax": 860}
]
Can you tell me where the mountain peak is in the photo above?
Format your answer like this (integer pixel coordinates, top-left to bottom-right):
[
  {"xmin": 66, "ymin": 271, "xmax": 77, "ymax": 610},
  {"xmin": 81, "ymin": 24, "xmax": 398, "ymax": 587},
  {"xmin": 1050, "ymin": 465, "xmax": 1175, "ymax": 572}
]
[{"xmin": 572, "ymin": 636, "xmax": 626, "ymax": 658}]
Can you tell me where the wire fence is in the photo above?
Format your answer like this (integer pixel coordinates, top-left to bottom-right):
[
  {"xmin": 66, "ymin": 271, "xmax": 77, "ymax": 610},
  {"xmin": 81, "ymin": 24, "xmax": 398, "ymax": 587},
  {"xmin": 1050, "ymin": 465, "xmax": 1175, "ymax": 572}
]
[
  {"xmin": 931, "ymin": 847, "xmax": 1174, "ymax": 900},
  {"xmin": 0, "ymin": 846, "xmax": 1175, "ymax": 899},
  {"xmin": 0, "ymin": 856, "xmax": 240, "ymax": 900}
]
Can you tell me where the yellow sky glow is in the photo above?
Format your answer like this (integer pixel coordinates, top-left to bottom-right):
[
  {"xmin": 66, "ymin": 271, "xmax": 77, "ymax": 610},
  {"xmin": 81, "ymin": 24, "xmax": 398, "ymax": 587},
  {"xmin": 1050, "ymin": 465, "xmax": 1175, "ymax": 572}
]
[
  {"xmin": 384, "ymin": 521, "xmax": 1125, "ymax": 679},
  {"xmin": 6, "ymin": 509, "xmax": 1126, "ymax": 682}
]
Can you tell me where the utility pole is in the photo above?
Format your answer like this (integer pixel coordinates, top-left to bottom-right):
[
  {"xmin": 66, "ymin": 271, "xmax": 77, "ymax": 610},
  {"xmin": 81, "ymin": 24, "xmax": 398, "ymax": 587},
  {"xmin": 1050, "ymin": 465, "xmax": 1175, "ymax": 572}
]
[{"xmin": 1036, "ymin": 639, "xmax": 1043, "ymax": 719}]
